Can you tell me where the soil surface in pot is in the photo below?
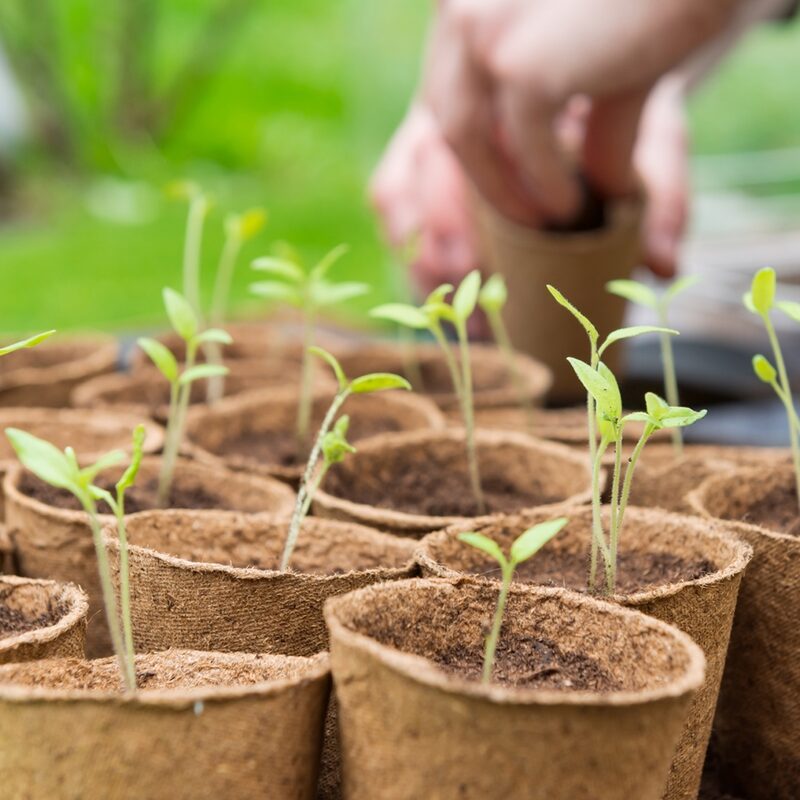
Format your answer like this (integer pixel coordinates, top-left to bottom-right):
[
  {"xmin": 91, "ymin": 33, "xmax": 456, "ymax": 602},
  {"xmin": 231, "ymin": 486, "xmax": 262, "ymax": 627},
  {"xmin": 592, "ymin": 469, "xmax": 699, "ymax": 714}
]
[
  {"xmin": 325, "ymin": 459, "xmax": 551, "ymax": 517},
  {"xmin": 0, "ymin": 592, "xmax": 65, "ymax": 639},
  {"xmin": 737, "ymin": 483, "xmax": 800, "ymax": 536},
  {"xmin": 698, "ymin": 740, "xmax": 746, "ymax": 800},
  {"xmin": 19, "ymin": 473, "xmax": 225, "ymax": 514},
  {"xmin": 474, "ymin": 550, "xmax": 714, "ymax": 595},
  {"xmin": 216, "ymin": 416, "xmax": 405, "ymax": 469}
]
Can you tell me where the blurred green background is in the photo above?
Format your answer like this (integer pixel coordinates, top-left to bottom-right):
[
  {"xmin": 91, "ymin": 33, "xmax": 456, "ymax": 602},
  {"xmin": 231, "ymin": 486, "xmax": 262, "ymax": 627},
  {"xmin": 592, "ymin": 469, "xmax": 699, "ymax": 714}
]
[{"xmin": 1, "ymin": 0, "xmax": 799, "ymax": 333}]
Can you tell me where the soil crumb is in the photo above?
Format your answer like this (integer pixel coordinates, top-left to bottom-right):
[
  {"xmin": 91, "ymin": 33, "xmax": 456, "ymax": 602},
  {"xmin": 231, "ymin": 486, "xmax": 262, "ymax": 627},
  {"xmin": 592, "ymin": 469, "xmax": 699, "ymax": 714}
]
[
  {"xmin": 19, "ymin": 473, "xmax": 225, "ymax": 514},
  {"xmin": 0, "ymin": 592, "xmax": 65, "ymax": 640}
]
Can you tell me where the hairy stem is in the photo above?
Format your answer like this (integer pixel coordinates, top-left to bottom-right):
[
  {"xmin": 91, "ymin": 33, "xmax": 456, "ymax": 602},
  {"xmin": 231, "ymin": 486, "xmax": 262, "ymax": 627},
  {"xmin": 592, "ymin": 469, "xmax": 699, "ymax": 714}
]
[
  {"xmin": 488, "ymin": 310, "xmax": 534, "ymax": 431},
  {"xmin": 658, "ymin": 307, "xmax": 682, "ymax": 455},
  {"xmin": 587, "ymin": 346, "xmax": 600, "ymax": 589},
  {"xmin": 183, "ymin": 196, "xmax": 206, "ymax": 321},
  {"xmin": 114, "ymin": 502, "xmax": 136, "ymax": 690},
  {"xmin": 617, "ymin": 425, "xmax": 655, "ymax": 542},
  {"xmin": 482, "ymin": 563, "xmax": 512, "ymax": 684},
  {"xmin": 590, "ymin": 436, "xmax": 612, "ymax": 592},
  {"xmin": 296, "ymin": 310, "xmax": 316, "ymax": 442},
  {"xmin": 282, "ymin": 389, "xmax": 350, "ymax": 570},
  {"xmin": 456, "ymin": 321, "xmax": 484, "ymax": 515},
  {"xmin": 607, "ymin": 434, "xmax": 624, "ymax": 594}
]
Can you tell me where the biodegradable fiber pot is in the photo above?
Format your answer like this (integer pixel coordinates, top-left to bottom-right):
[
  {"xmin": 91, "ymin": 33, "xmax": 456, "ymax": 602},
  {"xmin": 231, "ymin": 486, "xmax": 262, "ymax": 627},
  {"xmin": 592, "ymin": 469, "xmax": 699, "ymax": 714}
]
[
  {"xmin": 416, "ymin": 505, "xmax": 752, "ymax": 800},
  {"xmin": 313, "ymin": 429, "xmax": 593, "ymax": 536},
  {"xmin": 0, "ymin": 649, "xmax": 330, "ymax": 800},
  {"xmin": 337, "ymin": 341, "xmax": 552, "ymax": 412},
  {"xmin": 325, "ymin": 577, "xmax": 705, "ymax": 800},
  {"xmin": 4, "ymin": 457, "xmax": 295, "ymax": 658},
  {"xmin": 476, "ymin": 195, "xmax": 643, "ymax": 402},
  {"xmin": 185, "ymin": 387, "xmax": 446, "ymax": 482},
  {"xmin": 0, "ymin": 575, "xmax": 87, "ymax": 664},
  {"xmin": 0, "ymin": 335, "xmax": 118, "ymax": 407},
  {"xmin": 688, "ymin": 462, "xmax": 800, "ymax": 800},
  {"xmin": 0, "ymin": 407, "xmax": 164, "ymax": 521}
]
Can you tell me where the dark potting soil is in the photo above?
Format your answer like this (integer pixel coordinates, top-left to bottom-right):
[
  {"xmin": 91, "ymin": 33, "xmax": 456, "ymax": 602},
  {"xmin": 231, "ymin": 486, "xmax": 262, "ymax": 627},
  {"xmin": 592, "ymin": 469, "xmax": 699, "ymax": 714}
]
[
  {"xmin": 698, "ymin": 738, "xmax": 747, "ymax": 800},
  {"xmin": 474, "ymin": 549, "xmax": 715, "ymax": 595},
  {"xmin": 19, "ymin": 472, "xmax": 226, "ymax": 514},
  {"xmin": 739, "ymin": 483, "xmax": 800, "ymax": 537},
  {"xmin": 215, "ymin": 416, "xmax": 404, "ymax": 468},
  {"xmin": 326, "ymin": 467, "xmax": 554, "ymax": 517},
  {"xmin": 0, "ymin": 593, "xmax": 65, "ymax": 639}
]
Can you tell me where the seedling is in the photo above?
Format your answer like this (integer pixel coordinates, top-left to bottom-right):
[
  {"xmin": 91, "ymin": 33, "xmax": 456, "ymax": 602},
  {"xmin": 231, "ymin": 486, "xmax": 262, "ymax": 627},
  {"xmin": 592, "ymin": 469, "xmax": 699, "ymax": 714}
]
[
  {"xmin": 567, "ymin": 357, "xmax": 706, "ymax": 593},
  {"xmin": 0, "ymin": 330, "xmax": 56, "ymax": 356},
  {"xmin": 138, "ymin": 288, "xmax": 230, "ymax": 505},
  {"xmin": 607, "ymin": 276, "xmax": 699, "ymax": 455},
  {"xmin": 250, "ymin": 244, "xmax": 369, "ymax": 442},
  {"xmin": 280, "ymin": 346, "xmax": 410, "ymax": 570},
  {"xmin": 548, "ymin": 284, "xmax": 678, "ymax": 588},
  {"xmin": 5, "ymin": 425, "xmax": 147, "ymax": 693},
  {"xmin": 371, "ymin": 270, "xmax": 486, "ymax": 513},
  {"xmin": 478, "ymin": 274, "xmax": 534, "ymax": 430},
  {"xmin": 744, "ymin": 267, "xmax": 800, "ymax": 508},
  {"xmin": 459, "ymin": 518, "xmax": 568, "ymax": 684}
]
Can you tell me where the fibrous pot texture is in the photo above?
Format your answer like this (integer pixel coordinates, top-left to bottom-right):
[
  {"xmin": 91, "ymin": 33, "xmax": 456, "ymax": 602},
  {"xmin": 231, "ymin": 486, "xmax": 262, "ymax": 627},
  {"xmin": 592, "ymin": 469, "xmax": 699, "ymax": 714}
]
[
  {"xmin": 416, "ymin": 504, "xmax": 752, "ymax": 800},
  {"xmin": 325, "ymin": 577, "xmax": 705, "ymax": 800},
  {"xmin": 0, "ymin": 649, "xmax": 330, "ymax": 800},
  {"xmin": 0, "ymin": 575, "xmax": 87, "ymax": 664},
  {"xmin": 688, "ymin": 462, "xmax": 800, "ymax": 800}
]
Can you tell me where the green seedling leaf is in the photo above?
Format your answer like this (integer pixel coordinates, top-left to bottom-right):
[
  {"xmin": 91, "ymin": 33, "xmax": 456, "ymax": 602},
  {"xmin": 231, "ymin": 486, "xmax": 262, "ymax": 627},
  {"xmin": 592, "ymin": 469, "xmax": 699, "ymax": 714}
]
[
  {"xmin": 163, "ymin": 288, "xmax": 198, "ymax": 342},
  {"xmin": 249, "ymin": 281, "xmax": 303, "ymax": 306},
  {"xmin": 458, "ymin": 532, "xmax": 506, "ymax": 566},
  {"xmin": 596, "ymin": 361, "xmax": 623, "ymax": 422},
  {"xmin": 742, "ymin": 292, "xmax": 756, "ymax": 314},
  {"xmin": 452, "ymin": 270, "xmax": 481, "ymax": 322},
  {"xmin": 598, "ymin": 326, "xmax": 678, "ymax": 357},
  {"xmin": 478, "ymin": 274, "xmax": 507, "ymax": 313},
  {"xmin": 425, "ymin": 284, "xmax": 454, "ymax": 306},
  {"xmin": 310, "ymin": 243, "xmax": 349, "ymax": 281},
  {"xmin": 777, "ymin": 300, "xmax": 800, "ymax": 324},
  {"xmin": 311, "ymin": 280, "xmax": 370, "ymax": 307},
  {"xmin": 137, "ymin": 338, "xmax": 178, "ymax": 383},
  {"xmin": 250, "ymin": 256, "xmax": 304, "ymax": 283},
  {"xmin": 117, "ymin": 424, "xmax": 147, "ymax": 493},
  {"xmin": 606, "ymin": 279, "xmax": 658, "ymax": 309},
  {"xmin": 510, "ymin": 518, "xmax": 567, "ymax": 565},
  {"xmin": 179, "ymin": 364, "xmax": 229, "ymax": 386},
  {"xmin": 567, "ymin": 358, "xmax": 614, "ymax": 416},
  {"xmin": 79, "ymin": 450, "xmax": 126, "ymax": 485},
  {"xmin": 664, "ymin": 275, "xmax": 699, "ymax": 302},
  {"xmin": 321, "ymin": 416, "xmax": 357, "ymax": 465},
  {"xmin": 620, "ymin": 411, "xmax": 654, "ymax": 424},
  {"xmin": 658, "ymin": 407, "xmax": 707, "ymax": 428},
  {"xmin": 350, "ymin": 373, "xmax": 411, "ymax": 394},
  {"xmin": 227, "ymin": 208, "xmax": 267, "ymax": 242},
  {"xmin": 370, "ymin": 303, "xmax": 430, "ymax": 330},
  {"xmin": 753, "ymin": 354, "xmax": 778, "ymax": 384},
  {"xmin": 0, "ymin": 330, "xmax": 56, "ymax": 356},
  {"xmin": 5, "ymin": 428, "xmax": 79, "ymax": 492},
  {"xmin": 750, "ymin": 267, "xmax": 776, "ymax": 315},
  {"xmin": 645, "ymin": 392, "xmax": 669, "ymax": 419},
  {"xmin": 165, "ymin": 179, "xmax": 202, "ymax": 201},
  {"xmin": 547, "ymin": 285, "xmax": 598, "ymax": 344},
  {"xmin": 309, "ymin": 346, "xmax": 348, "ymax": 390},
  {"xmin": 193, "ymin": 328, "xmax": 233, "ymax": 346}
]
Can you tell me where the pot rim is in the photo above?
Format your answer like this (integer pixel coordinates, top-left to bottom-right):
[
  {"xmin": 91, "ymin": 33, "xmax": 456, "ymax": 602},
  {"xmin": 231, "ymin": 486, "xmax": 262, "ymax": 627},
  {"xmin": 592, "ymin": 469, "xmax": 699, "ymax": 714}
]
[
  {"xmin": 324, "ymin": 576, "xmax": 706, "ymax": 708},
  {"xmin": 0, "ymin": 575, "xmax": 88, "ymax": 654},
  {"xmin": 0, "ymin": 649, "xmax": 330, "ymax": 707}
]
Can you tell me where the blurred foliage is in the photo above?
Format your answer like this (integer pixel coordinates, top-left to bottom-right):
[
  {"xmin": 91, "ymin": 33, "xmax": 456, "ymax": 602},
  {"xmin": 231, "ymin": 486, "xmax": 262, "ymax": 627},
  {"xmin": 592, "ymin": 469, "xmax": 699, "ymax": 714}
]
[{"xmin": 0, "ymin": 3, "xmax": 798, "ymax": 332}]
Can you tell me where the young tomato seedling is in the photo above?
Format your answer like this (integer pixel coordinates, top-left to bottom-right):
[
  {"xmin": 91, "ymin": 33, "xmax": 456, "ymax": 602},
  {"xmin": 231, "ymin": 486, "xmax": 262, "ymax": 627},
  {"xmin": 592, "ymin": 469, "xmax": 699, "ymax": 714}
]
[
  {"xmin": 745, "ymin": 267, "xmax": 800, "ymax": 508},
  {"xmin": 478, "ymin": 274, "xmax": 535, "ymax": 431},
  {"xmin": 459, "ymin": 518, "xmax": 568, "ymax": 684},
  {"xmin": 607, "ymin": 276, "xmax": 699, "ymax": 455},
  {"xmin": 250, "ymin": 244, "xmax": 369, "ymax": 442},
  {"xmin": 280, "ymin": 346, "xmax": 410, "ymax": 570},
  {"xmin": 5, "ymin": 425, "xmax": 147, "ymax": 693},
  {"xmin": 0, "ymin": 330, "xmax": 56, "ymax": 356},
  {"xmin": 548, "ymin": 284, "xmax": 678, "ymax": 588},
  {"xmin": 568, "ymin": 357, "xmax": 706, "ymax": 593},
  {"xmin": 371, "ymin": 270, "xmax": 486, "ymax": 513},
  {"xmin": 138, "ymin": 288, "xmax": 231, "ymax": 505}
]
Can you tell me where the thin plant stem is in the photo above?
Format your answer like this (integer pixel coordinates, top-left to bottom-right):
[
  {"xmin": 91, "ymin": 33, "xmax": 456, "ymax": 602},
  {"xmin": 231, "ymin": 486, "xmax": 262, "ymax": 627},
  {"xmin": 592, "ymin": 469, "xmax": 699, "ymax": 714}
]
[
  {"xmin": 765, "ymin": 316, "xmax": 800, "ymax": 509},
  {"xmin": 281, "ymin": 389, "xmax": 350, "ymax": 570},
  {"xmin": 617, "ymin": 425, "xmax": 655, "ymax": 542},
  {"xmin": 586, "ymin": 346, "xmax": 600, "ymax": 589},
  {"xmin": 607, "ymin": 434, "xmax": 624, "ymax": 593},
  {"xmin": 430, "ymin": 323, "xmax": 463, "ymax": 398},
  {"xmin": 296, "ymin": 309, "xmax": 316, "ymax": 442},
  {"xmin": 82, "ymin": 501, "xmax": 134, "ymax": 693},
  {"xmin": 658, "ymin": 307, "xmax": 683, "ymax": 456},
  {"xmin": 183, "ymin": 196, "xmax": 206, "ymax": 320},
  {"xmin": 398, "ymin": 326, "xmax": 424, "ymax": 392},
  {"xmin": 482, "ymin": 563, "xmax": 512, "ymax": 684},
  {"xmin": 114, "ymin": 502, "xmax": 136, "ymax": 688},
  {"xmin": 456, "ymin": 321, "xmax": 485, "ymax": 515},
  {"xmin": 487, "ymin": 310, "xmax": 534, "ymax": 431},
  {"xmin": 589, "ymin": 436, "xmax": 612, "ymax": 591}
]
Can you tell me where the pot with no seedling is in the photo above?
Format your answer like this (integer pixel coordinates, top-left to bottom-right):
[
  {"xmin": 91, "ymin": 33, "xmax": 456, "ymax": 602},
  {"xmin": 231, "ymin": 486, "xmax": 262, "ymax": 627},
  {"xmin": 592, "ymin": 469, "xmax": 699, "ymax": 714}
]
[
  {"xmin": 4, "ymin": 456, "xmax": 294, "ymax": 657},
  {"xmin": 0, "ymin": 649, "xmax": 330, "ymax": 800},
  {"xmin": 417, "ymin": 505, "xmax": 752, "ymax": 800},
  {"xmin": 325, "ymin": 577, "xmax": 705, "ymax": 800},
  {"xmin": 0, "ymin": 408, "xmax": 163, "ymax": 521},
  {"xmin": 312, "ymin": 428, "xmax": 593, "ymax": 536},
  {"xmin": 0, "ymin": 575, "xmax": 87, "ymax": 664},
  {"xmin": 0, "ymin": 334, "xmax": 118, "ymax": 407},
  {"xmin": 688, "ymin": 462, "xmax": 800, "ymax": 800},
  {"xmin": 185, "ymin": 386, "xmax": 445, "ymax": 482}
]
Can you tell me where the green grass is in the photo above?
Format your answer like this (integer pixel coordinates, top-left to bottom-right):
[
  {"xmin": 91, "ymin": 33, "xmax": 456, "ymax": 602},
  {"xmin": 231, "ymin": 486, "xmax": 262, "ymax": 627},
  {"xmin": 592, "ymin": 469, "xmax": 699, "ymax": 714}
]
[{"xmin": 1, "ymin": 4, "xmax": 799, "ymax": 333}]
